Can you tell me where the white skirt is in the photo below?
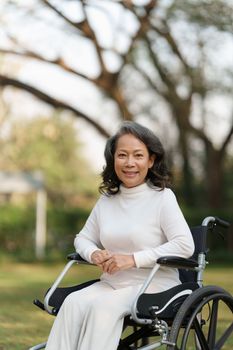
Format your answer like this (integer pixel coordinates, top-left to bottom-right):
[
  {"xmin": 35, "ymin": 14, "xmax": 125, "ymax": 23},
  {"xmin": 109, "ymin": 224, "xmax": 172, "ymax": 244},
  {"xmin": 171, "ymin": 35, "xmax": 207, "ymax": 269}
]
[{"xmin": 45, "ymin": 281, "xmax": 141, "ymax": 350}]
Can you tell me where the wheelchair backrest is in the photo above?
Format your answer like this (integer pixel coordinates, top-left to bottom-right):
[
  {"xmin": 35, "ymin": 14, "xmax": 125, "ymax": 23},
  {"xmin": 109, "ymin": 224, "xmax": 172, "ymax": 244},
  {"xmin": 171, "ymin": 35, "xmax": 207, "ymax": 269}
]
[{"xmin": 179, "ymin": 225, "xmax": 208, "ymax": 283}]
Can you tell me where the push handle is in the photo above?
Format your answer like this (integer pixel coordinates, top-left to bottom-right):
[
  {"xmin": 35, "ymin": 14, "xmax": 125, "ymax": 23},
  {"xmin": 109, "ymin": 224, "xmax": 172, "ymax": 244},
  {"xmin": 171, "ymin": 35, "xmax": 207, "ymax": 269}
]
[
  {"xmin": 202, "ymin": 216, "xmax": 230, "ymax": 228},
  {"xmin": 202, "ymin": 216, "xmax": 230, "ymax": 241},
  {"xmin": 214, "ymin": 216, "xmax": 230, "ymax": 228}
]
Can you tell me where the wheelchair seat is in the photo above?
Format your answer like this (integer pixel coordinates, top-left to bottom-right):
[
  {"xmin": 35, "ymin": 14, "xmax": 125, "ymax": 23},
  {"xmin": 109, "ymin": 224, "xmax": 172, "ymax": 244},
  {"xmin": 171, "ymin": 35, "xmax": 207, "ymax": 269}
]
[
  {"xmin": 43, "ymin": 280, "xmax": 199, "ymax": 320},
  {"xmin": 45, "ymin": 279, "xmax": 100, "ymax": 316},
  {"xmin": 136, "ymin": 282, "xmax": 199, "ymax": 319}
]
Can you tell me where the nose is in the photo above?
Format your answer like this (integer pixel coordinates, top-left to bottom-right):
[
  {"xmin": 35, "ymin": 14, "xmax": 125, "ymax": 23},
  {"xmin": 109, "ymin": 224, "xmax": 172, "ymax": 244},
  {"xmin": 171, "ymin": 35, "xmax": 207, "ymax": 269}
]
[{"xmin": 125, "ymin": 155, "xmax": 135, "ymax": 167}]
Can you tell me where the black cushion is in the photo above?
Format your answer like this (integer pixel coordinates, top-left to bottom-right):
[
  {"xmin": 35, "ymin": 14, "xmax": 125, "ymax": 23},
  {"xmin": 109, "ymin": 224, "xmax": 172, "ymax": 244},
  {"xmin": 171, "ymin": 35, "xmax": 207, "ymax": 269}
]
[
  {"xmin": 137, "ymin": 282, "xmax": 199, "ymax": 319},
  {"xmin": 47, "ymin": 279, "xmax": 100, "ymax": 314}
]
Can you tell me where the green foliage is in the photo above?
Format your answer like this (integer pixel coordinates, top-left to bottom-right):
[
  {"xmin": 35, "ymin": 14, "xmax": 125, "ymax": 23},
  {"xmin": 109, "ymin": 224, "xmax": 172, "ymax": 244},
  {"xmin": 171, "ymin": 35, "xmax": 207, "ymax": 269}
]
[
  {"xmin": 169, "ymin": 0, "xmax": 233, "ymax": 32},
  {"xmin": 224, "ymin": 157, "xmax": 233, "ymax": 204},
  {"xmin": 0, "ymin": 205, "xmax": 35, "ymax": 252},
  {"xmin": 0, "ymin": 204, "xmax": 91, "ymax": 261},
  {"xmin": 47, "ymin": 206, "xmax": 90, "ymax": 256},
  {"xmin": 0, "ymin": 112, "xmax": 100, "ymax": 260},
  {"xmin": 182, "ymin": 206, "xmax": 233, "ymax": 262},
  {"xmin": 0, "ymin": 113, "xmax": 98, "ymax": 200}
]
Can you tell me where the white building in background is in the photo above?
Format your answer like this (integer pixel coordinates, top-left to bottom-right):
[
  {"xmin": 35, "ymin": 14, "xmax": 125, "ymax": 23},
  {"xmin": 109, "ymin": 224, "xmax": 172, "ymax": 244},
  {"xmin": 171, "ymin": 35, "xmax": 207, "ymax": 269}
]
[{"xmin": 0, "ymin": 171, "xmax": 47, "ymax": 259}]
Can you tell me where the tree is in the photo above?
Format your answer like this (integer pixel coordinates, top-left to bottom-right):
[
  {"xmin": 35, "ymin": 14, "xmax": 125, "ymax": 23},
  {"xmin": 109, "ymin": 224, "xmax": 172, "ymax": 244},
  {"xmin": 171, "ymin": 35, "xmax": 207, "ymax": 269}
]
[
  {"xmin": 124, "ymin": 0, "xmax": 233, "ymax": 207},
  {"xmin": 0, "ymin": 0, "xmax": 232, "ymax": 208},
  {"xmin": 0, "ymin": 113, "xmax": 98, "ymax": 202},
  {"xmin": 0, "ymin": 0, "xmax": 156, "ymax": 135}
]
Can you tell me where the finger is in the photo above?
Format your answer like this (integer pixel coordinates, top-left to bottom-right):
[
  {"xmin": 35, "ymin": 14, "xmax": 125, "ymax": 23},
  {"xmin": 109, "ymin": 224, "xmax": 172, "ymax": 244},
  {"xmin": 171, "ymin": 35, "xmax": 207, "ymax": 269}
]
[
  {"xmin": 102, "ymin": 250, "xmax": 112, "ymax": 260},
  {"xmin": 96, "ymin": 256, "xmax": 108, "ymax": 265},
  {"xmin": 103, "ymin": 259, "xmax": 113, "ymax": 273},
  {"xmin": 106, "ymin": 259, "xmax": 119, "ymax": 274},
  {"xmin": 108, "ymin": 264, "xmax": 119, "ymax": 274},
  {"xmin": 94, "ymin": 257, "xmax": 107, "ymax": 265},
  {"xmin": 102, "ymin": 260, "xmax": 110, "ymax": 273},
  {"xmin": 100, "ymin": 251, "xmax": 113, "ymax": 263}
]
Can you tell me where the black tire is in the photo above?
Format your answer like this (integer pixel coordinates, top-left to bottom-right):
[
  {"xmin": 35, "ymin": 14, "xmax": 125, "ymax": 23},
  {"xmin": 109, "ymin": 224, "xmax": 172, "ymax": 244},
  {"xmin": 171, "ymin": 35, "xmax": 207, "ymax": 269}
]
[{"xmin": 166, "ymin": 285, "xmax": 233, "ymax": 350}]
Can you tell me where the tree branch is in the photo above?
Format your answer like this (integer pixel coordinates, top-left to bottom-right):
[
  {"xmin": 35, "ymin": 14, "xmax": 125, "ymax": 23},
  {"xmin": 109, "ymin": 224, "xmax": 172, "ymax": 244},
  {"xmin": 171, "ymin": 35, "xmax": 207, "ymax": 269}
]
[
  {"xmin": 151, "ymin": 21, "xmax": 190, "ymax": 72},
  {"xmin": 220, "ymin": 115, "xmax": 233, "ymax": 155},
  {"xmin": 187, "ymin": 121, "xmax": 212, "ymax": 146},
  {"xmin": 107, "ymin": 0, "xmax": 158, "ymax": 120},
  {"xmin": 41, "ymin": 0, "xmax": 107, "ymax": 73},
  {"xmin": 40, "ymin": 0, "xmax": 87, "ymax": 35},
  {"xmin": 0, "ymin": 48, "xmax": 95, "ymax": 82},
  {"xmin": 121, "ymin": 0, "xmax": 157, "ymax": 15},
  {"xmin": 130, "ymin": 60, "xmax": 168, "ymax": 98},
  {"xmin": 148, "ymin": 20, "xmax": 206, "ymax": 97},
  {"xmin": 120, "ymin": 0, "xmax": 157, "ymax": 69},
  {"xmin": 144, "ymin": 35, "xmax": 176, "ymax": 92},
  {"xmin": 0, "ymin": 74, "xmax": 110, "ymax": 138}
]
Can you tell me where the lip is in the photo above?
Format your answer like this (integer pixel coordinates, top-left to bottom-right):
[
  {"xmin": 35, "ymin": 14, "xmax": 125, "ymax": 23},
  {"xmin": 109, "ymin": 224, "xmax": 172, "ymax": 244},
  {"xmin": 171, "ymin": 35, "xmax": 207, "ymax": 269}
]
[{"xmin": 122, "ymin": 171, "xmax": 138, "ymax": 177}]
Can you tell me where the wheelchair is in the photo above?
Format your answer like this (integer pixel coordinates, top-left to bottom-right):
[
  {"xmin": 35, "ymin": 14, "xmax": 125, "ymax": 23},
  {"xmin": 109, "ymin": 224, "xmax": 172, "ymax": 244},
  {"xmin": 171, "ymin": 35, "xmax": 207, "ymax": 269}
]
[{"xmin": 29, "ymin": 216, "xmax": 233, "ymax": 350}]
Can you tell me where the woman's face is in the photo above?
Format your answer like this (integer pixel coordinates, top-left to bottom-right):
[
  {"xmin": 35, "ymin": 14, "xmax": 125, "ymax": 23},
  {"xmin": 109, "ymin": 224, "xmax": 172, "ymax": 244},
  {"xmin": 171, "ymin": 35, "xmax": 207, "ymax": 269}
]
[{"xmin": 114, "ymin": 133, "xmax": 155, "ymax": 188}]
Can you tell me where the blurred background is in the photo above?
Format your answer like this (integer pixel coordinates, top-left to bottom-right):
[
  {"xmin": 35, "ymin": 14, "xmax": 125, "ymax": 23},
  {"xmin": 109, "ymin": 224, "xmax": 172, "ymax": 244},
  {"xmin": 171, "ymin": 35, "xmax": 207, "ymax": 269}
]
[
  {"xmin": 0, "ymin": 0, "xmax": 232, "ymax": 263},
  {"xmin": 0, "ymin": 1, "xmax": 233, "ymax": 349}
]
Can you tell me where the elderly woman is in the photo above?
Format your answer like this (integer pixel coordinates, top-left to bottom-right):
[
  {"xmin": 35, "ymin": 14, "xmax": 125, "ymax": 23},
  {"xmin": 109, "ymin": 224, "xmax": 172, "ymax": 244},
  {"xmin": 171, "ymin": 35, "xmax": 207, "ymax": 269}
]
[{"xmin": 45, "ymin": 121, "xmax": 194, "ymax": 350}]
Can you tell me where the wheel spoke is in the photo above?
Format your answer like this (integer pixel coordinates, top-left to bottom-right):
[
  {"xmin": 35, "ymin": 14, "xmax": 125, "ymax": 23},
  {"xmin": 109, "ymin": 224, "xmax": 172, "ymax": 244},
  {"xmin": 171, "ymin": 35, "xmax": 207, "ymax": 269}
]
[
  {"xmin": 193, "ymin": 317, "xmax": 210, "ymax": 350},
  {"xmin": 168, "ymin": 289, "xmax": 233, "ymax": 350},
  {"xmin": 214, "ymin": 322, "xmax": 233, "ymax": 350},
  {"xmin": 207, "ymin": 299, "xmax": 219, "ymax": 347}
]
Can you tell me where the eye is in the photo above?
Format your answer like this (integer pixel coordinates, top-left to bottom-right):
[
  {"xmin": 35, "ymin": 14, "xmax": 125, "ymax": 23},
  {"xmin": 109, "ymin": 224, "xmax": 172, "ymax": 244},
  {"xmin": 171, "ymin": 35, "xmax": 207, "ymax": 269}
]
[
  {"xmin": 135, "ymin": 153, "xmax": 143, "ymax": 158},
  {"xmin": 117, "ymin": 153, "xmax": 126, "ymax": 158}
]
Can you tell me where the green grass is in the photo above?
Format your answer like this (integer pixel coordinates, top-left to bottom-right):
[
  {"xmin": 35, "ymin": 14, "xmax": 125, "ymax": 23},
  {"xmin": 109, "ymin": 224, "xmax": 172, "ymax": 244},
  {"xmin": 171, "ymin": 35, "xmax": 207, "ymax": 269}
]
[
  {"xmin": 0, "ymin": 263, "xmax": 232, "ymax": 350},
  {"xmin": 0, "ymin": 262, "xmax": 101, "ymax": 350}
]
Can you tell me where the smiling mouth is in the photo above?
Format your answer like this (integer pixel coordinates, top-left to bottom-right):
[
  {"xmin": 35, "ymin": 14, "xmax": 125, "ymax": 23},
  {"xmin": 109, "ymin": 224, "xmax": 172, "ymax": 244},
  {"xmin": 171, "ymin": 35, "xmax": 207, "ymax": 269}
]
[{"xmin": 123, "ymin": 171, "xmax": 138, "ymax": 177}]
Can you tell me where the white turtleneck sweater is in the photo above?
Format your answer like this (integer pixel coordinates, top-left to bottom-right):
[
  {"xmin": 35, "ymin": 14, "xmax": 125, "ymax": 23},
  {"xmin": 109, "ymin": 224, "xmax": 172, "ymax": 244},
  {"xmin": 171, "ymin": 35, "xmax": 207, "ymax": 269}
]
[{"xmin": 74, "ymin": 183, "xmax": 194, "ymax": 291}]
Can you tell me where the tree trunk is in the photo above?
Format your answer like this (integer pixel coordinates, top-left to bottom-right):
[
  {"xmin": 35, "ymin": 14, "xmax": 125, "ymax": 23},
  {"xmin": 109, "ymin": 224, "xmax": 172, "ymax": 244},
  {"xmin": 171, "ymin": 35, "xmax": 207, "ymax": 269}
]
[
  {"xmin": 205, "ymin": 145, "xmax": 224, "ymax": 209},
  {"xmin": 171, "ymin": 99, "xmax": 195, "ymax": 206},
  {"xmin": 179, "ymin": 130, "xmax": 195, "ymax": 206}
]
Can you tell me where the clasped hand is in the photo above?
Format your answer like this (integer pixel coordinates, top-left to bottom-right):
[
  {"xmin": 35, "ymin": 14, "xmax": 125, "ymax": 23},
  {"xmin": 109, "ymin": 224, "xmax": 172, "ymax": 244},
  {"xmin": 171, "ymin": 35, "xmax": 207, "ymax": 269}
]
[{"xmin": 91, "ymin": 249, "xmax": 135, "ymax": 274}]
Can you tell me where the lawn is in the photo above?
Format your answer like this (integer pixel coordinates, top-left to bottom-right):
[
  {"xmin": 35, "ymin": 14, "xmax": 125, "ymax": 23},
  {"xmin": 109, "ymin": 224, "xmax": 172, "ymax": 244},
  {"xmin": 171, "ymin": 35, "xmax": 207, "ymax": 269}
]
[{"xmin": 0, "ymin": 262, "xmax": 232, "ymax": 350}]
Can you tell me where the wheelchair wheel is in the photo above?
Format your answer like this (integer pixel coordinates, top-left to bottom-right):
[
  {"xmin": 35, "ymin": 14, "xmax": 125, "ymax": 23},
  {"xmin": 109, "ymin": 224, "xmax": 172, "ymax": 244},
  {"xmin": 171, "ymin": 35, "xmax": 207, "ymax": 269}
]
[{"xmin": 167, "ymin": 285, "xmax": 233, "ymax": 350}]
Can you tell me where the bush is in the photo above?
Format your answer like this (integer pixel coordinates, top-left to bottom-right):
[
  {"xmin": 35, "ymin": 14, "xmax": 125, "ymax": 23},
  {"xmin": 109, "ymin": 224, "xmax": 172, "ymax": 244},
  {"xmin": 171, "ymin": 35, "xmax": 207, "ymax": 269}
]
[
  {"xmin": 0, "ymin": 205, "xmax": 35, "ymax": 251},
  {"xmin": 182, "ymin": 206, "xmax": 233, "ymax": 261},
  {"xmin": 47, "ymin": 206, "xmax": 90, "ymax": 256},
  {"xmin": 0, "ymin": 204, "xmax": 90, "ymax": 261}
]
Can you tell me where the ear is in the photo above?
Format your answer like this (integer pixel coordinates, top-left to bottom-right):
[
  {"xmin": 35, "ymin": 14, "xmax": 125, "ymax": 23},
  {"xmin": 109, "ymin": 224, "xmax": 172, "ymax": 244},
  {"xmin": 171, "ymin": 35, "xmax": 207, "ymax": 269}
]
[{"xmin": 149, "ymin": 154, "xmax": 156, "ymax": 168}]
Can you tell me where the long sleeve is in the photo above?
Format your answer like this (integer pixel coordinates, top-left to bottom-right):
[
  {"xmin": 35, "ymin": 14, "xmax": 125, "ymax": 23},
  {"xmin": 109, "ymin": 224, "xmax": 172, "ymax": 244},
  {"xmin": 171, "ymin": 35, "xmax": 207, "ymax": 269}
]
[
  {"xmin": 133, "ymin": 189, "xmax": 194, "ymax": 268},
  {"xmin": 73, "ymin": 184, "xmax": 195, "ymax": 290},
  {"xmin": 74, "ymin": 200, "xmax": 103, "ymax": 263}
]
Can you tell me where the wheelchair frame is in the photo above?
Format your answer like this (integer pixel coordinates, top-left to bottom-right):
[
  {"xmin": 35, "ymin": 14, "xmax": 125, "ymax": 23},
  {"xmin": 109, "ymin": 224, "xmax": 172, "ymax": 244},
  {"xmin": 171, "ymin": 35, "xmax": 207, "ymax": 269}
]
[{"xmin": 29, "ymin": 216, "xmax": 233, "ymax": 350}]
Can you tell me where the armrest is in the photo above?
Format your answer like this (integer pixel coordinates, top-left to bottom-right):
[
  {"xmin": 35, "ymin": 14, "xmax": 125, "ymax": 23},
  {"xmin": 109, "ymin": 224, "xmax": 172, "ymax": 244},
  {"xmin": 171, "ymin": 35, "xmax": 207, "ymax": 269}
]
[
  {"xmin": 44, "ymin": 253, "xmax": 90, "ymax": 314},
  {"xmin": 157, "ymin": 256, "xmax": 198, "ymax": 269},
  {"xmin": 67, "ymin": 252, "xmax": 90, "ymax": 264}
]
